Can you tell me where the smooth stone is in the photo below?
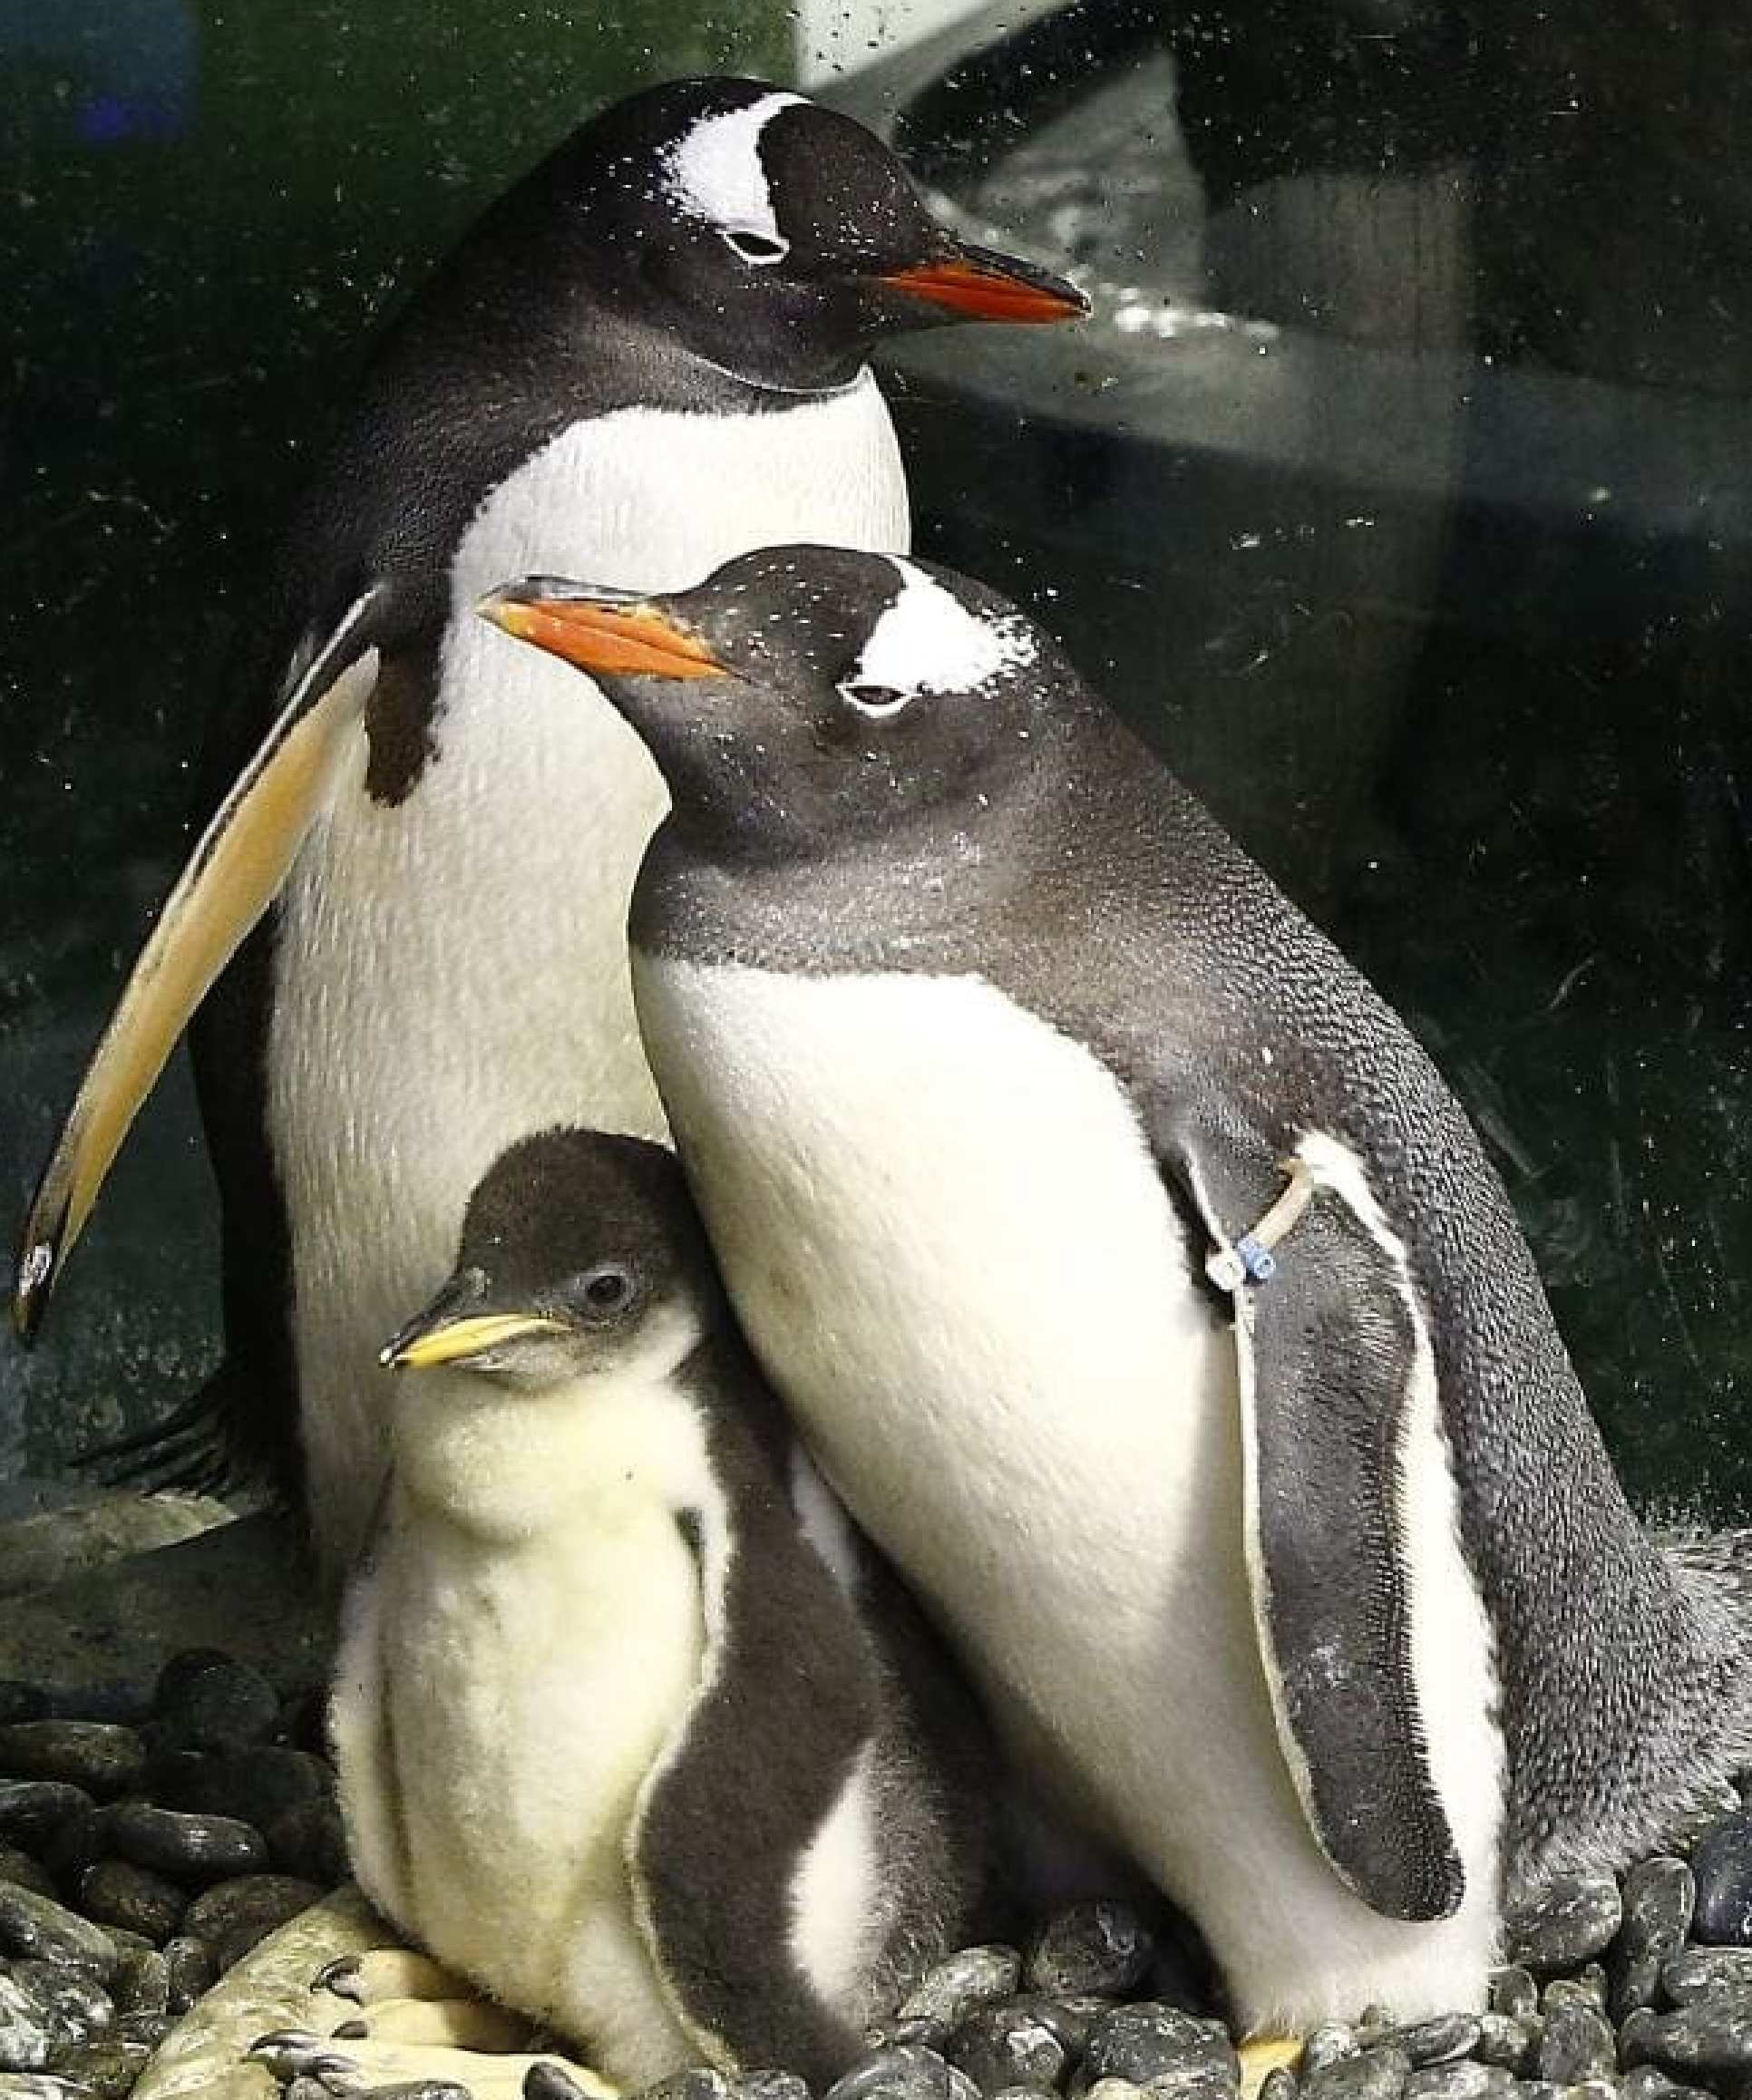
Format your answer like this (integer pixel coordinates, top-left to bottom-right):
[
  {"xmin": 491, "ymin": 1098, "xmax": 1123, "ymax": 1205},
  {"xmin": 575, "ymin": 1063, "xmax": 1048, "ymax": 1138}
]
[
  {"xmin": 1027, "ymin": 1904, "xmax": 1156, "ymax": 1999},
  {"xmin": 1621, "ymin": 1996, "xmax": 1752, "ymax": 2074},
  {"xmin": 1504, "ymin": 1875, "xmax": 1621, "ymax": 1974},
  {"xmin": 1611, "ymin": 1858, "xmax": 1694, "ymax": 2020},
  {"xmin": 75, "ymin": 1863, "xmax": 184, "ymax": 1946},
  {"xmin": 734, "ymin": 2075, "xmax": 812, "ymax": 2100},
  {"xmin": 1489, "ymin": 1975, "xmax": 1538, "ymax": 2022},
  {"xmin": 160, "ymin": 1936, "xmax": 214, "ymax": 2015},
  {"xmin": 106, "ymin": 2018, "xmax": 168, "ymax": 2053},
  {"xmin": 1074, "ymin": 2006, "xmax": 1238, "ymax": 2100},
  {"xmin": 1660, "ymin": 1947, "xmax": 1752, "ymax": 2004},
  {"xmin": 1513, "ymin": 2085, "xmax": 1562, "ymax": 2100},
  {"xmin": 1302, "ymin": 2049, "xmax": 1410, "ymax": 2100},
  {"xmin": 864, "ymin": 2021, "xmax": 950, "ymax": 2055},
  {"xmin": 39, "ymin": 1809, "xmax": 102, "ymax": 1900},
  {"xmin": 263, "ymin": 1800, "xmax": 349, "ymax": 1886},
  {"xmin": 1533, "ymin": 2003, "xmax": 1614, "ymax": 2084},
  {"xmin": 0, "ymin": 1694, "xmax": 49, "ymax": 1728},
  {"xmin": 6, "ymin": 1966, "xmax": 111, "ymax": 2050},
  {"xmin": 1391, "ymin": 2019, "xmax": 1480, "ymax": 2070},
  {"xmin": 899, "ymin": 1948, "xmax": 1025, "ymax": 2029},
  {"xmin": 354, "ymin": 2086, "xmax": 473, "ymax": 2100},
  {"xmin": 948, "ymin": 2003, "xmax": 1067, "ymax": 2093},
  {"xmin": 0, "ymin": 2077, "xmax": 101, "ymax": 2099},
  {"xmin": 0, "ymin": 1851, "xmax": 57, "ymax": 1901},
  {"xmin": 825, "ymin": 2045, "xmax": 980, "ymax": 2100},
  {"xmin": 1474, "ymin": 2017, "xmax": 1536, "ymax": 2074},
  {"xmin": 0, "ymin": 1976, "xmax": 52, "ymax": 2074},
  {"xmin": 151, "ymin": 1653, "xmax": 279, "ymax": 1755},
  {"xmin": 1081, "ymin": 2085, "xmax": 1146, "ymax": 2100},
  {"xmin": 1539, "ymin": 1981, "xmax": 1604, "ymax": 2018},
  {"xmin": 636, "ymin": 2076, "xmax": 733, "ymax": 2100},
  {"xmin": 1301, "ymin": 2029, "xmax": 1359, "ymax": 2077},
  {"xmin": 44, "ymin": 2045, "xmax": 150, "ymax": 2100},
  {"xmin": 1689, "ymin": 1812, "xmax": 1752, "ymax": 1947},
  {"xmin": 527, "ymin": 2069, "xmax": 603, "ymax": 2100},
  {"xmin": 97, "ymin": 1803, "xmax": 268, "ymax": 1884},
  {"xmin": 1619, "ymin": 2069, "xmax": 1711, "ymax": 2100},
  {"xmin": 1557, "ymin": 2083, "xmax": 1615, "ymax": 2100},
  {"xmin": 0, "ymin": 1886, "xmax": 118, "ymax": 1977},
  {"xmin": 152, "ymin": 1748, "xmax": 329, "ymax": 1831},
  {"xmin": 106, "ymin": 1955, "xmax": 166, "ymax": 2021},
  {"xmin": 0, "ymin": 1732, "xmax": 143, "ymax": 1803},
  {"xmin": 180, "ymin": 1873, "xmax": 322, "ymax": 1952},
  {"xmin": 1006, "ymin": 2000, "xmax": 1112, "ymax": 2056},
  {"xmin": 0, "ymin": 1789, "xmax": 92, "ymax": 1858},
  {"xmin": 1400, "ymin": 2069, "xmax": 1512, "ymax": 2100}
]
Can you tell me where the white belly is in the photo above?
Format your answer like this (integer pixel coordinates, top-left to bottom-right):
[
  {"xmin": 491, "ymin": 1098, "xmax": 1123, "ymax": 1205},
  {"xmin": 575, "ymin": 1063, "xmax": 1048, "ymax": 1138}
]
[
  {"xmin": 635, "ymin": 956, "xmax": 1504, "ymax": 2026},
  {"xmin": 268, "ymin": 376, "xmax": 909, "ymax": 1573}
]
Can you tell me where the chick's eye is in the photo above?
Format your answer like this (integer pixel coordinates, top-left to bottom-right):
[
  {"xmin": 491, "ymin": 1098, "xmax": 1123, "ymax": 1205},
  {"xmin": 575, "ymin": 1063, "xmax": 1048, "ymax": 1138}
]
[
  {"xmin": 722, "ymin": 227, "xmax": 789, "ymax": 266},
  {"xmin": 577, "ymin": 1264, "xmax": 636, "ymax": 1313},
  {"xmin": 836, "ymin": 680, "xmax": 911, "ymax": 719}
]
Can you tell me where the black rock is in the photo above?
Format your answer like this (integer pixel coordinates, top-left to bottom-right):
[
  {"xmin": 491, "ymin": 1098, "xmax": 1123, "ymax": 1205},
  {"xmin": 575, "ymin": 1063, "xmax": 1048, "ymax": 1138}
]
[
  {"xmin": 75, "ymin": 1863, "xmax": 185, "ymax": 1946},
  {"xmin": 735, "ymin": 2074, "xmax": 812, "ymax": 2100},
  {"xmin": 1387, "ymin": 2018, "xmax": 1478, "ymax": 2070},
  {"xmin": 1660, "ymin": 1947, "xmax": 1752, "ymax": 2004},
  {"xmin": 264, "ymin": 1800, "xmax": 349, "ymax": 1885},
  {"xmin": 44, "ymin": 2044, "xmax": 150, "ymax": 2100},
  {"xmin": 1004, "ymin": 2000, "xmax": 1112, "ymax": 2057},
  {"xmin": 948, "ymin": 2004, "xmax": 1067, "ymax": 2094},
  {"xmin": 1485, "ymin": 1973, "xmax": 1536, "ymax": 2022},
  {"xmin": 39, "ymin": 1808, "xmax": 102, "ymax": 1901},
  {"xmin": 1399, "ymin": 2068, "xmax": 1511, "ymax": 2100},
  {"xmin": 0, "ymin": 1976, "xmax": 53, "ymax": 2074},
  {"xmin": 1073, "ymin": 2005, "xmax": 1237, "ymax": 2100},
  {"xmin": 1503, "ymin": 1874, "xmax": 1622, "ymax": 1973},
  {"xmin": 0, "ymin": 1886, "xmax": 118, "ymax": 1978},
  {"xmin": 151, "ymin": 1653, "xmax": 279, "ymax": 1755},
  {"xmin": 1611, "ymin": 1857, "xmax": 1695, "ymax": 2020},
  {"xmin": 1300, "ymin": 2028, "xmax": 1358, "ymax": 2078},
  {"xmin": 1689, "ymin": 1811, "xmax": 1752, "ymax": 1947},
  {"xmin": 97, "ymin": 1803, "xmax": 268, "ymax": 1885},
  {"xmin": 1471, "ymin": 2017, "xmax": 1534, "ymax": 2074},
  {"xmin": 8, "ymin": 1965, "xmax": 111, "ymax": 2050},
  {"xmin": 0, "ymin": 2076, "xmax": 102, "ymax": 2099},
  {"xmin": 151, "ymin": 1748, "xmax": 330, "ymax": 1829},
  {"xmin": 1301, "ymin": 2047, "xmax": 1410, "ymax": 2100},
  {"xmin": 1533, "ymin": 2000, "xmax": 1614, "ymax": 2084},
  {"xmin": 0, "ymin": 1690, "xmax": 49, "ymax": 1728},
  {"xmin": 106, "ymin": 1956, "xmax": 166, "ymax": 2023},
  {"xmin": 181, "ymin": 1872, "xmax": 321, "ymax": 1955},
  {"xmin": 1027, "ymin": 1905, "xmax": 1156, "ymax": 1999},
  {"xmin": 1546, "ymin": 1968, "xmax": 1608, "ymax": 2015},
  {"xmin": 899, "ymin": 1949, "xmax": 1025, "ymax": 2030},
  {"xmin": 0, "ymin": 1849, "xmax": 58, "ymax": 1901},
  {"xmin": 1622, "ymin": 1994, "xmax": 1752, "ymax": 2076},
  {"xmin": 0, "ymin": 1732, "xmax": 144, "ymax": 1803},
  {"xmin": 161, "ymin": 1936, "xmax": 215, "ymax": 2014},
  {"xmin": 864, "ymin": 2022, "xmax": 951, "ymax": 2056},
  {"xmin": 0, "ymin": 1789, "xmax": 93, "ymax": 1858},
  {"xmin": 528, "ymin": 2067, "xmax": 607, "ymax": 2100},
  {"xmin": 825, "ymin": 2044, "xmax": 981, "ymax": 2100}
]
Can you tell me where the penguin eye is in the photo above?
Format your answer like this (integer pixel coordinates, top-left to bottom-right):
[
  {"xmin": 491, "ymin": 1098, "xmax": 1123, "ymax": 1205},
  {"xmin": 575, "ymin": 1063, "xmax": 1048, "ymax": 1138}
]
[
  {"xmin": 575, "ymin": 1264, "xmax": 637, "ymax": 1315},
  {"xmin": 721, "ymin": 227, "xmax": 790, "ymax": 267},
  {"xmin": 836, "ymin": 680, "xmax": 913, "ymax": 719}
]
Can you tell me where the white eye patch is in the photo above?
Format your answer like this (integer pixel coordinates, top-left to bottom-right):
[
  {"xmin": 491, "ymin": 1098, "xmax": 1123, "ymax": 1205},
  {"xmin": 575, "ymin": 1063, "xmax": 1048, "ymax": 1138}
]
[
  {"xmin": 838, "ymin": 560, "xmax": 1037, "ymax": 717},
  {"xmin": 661, "ymin": 92, "xmax": 804, "ymax": 243}
]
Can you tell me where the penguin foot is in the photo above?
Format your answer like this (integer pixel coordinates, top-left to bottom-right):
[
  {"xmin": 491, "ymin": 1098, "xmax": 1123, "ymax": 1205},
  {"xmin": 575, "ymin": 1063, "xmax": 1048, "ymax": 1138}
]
[
  {"xmin": 252, "ymin": 2029, "xmax": 618, "ymax": 2100},
  {"xmin": 1238, "ymin": 2036, "xmax": 1304, "ymax": 2100}
]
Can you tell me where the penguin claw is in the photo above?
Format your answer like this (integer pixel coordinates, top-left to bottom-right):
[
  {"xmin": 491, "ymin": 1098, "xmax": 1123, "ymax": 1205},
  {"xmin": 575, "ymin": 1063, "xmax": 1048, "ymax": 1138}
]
[
  {"xmin": 313, "ymin": 1955, "xmax": 365, "ymax": 2000},
  {"xmin": 250, "ymin": 2029, "xmax": 365, "ymax": 2085}
]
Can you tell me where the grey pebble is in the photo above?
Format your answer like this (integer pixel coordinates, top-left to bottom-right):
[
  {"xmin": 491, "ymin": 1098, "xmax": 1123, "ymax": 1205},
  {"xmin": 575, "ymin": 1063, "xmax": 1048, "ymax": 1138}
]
[
  {"xmin": 1513, "ymin": 2085, "xmax": 1562, "ymax": 2100},
  {"xmin": 1400, "ymin": 2067, "xmax": 1512, "ymax": 2100},
  {"xmin": 1504, "ymin": 1875, "xmax": 1621, "ymax": 1973},
  {"xmin": 0, "ymin": 1976, "xmax": 52, "ymax": 2074},
  {"xmin": 97, "ymin": 1804, "xmax": 268, "ymax": 1885},
  {"xmin": 1557, "ymin": 2082, "xmax": 1615, "ymax": 2100},
  {"xmin": 1620, "ymin": 2067, "xmax": 1713, "ymax": 2100},
  {"xmin": 0, "ymin": 1886, "xmax": 117, "ymax": 1978},
  {"xmin": 161, "ymin": 1936, "xmax": 215, "ymax": 2014},
  {"xmin": 0, "ymin": 1790, "xmax": 92, "ymax": 1859},
  {"xmin": 182, "ymin": 1872, "xmax": 322, "ymax": 1954},
  {"xmin": 1533, "ymin": 2003, "xmax": 1614, "ymax": 2085},
  {"xmin": 152, "ymin": 1748, "xmax": 331, "ymax": 1831},
  {"xmin": 898, "ymin": 1949, "xmax": 1023, "ymax": 2030},
  {"xmin": 6, "ymin": 1968, "xmax": 109, "ymax": 2056},
  {"xmin": 864, "ymin": 2022, "xmax": 950, "ymax": 2056},
  {"xmin": 351, "ymin": 2085, "xmax": 473, "ymax": 2100},
  {"xmin": 107, "ymin": 1954, "xmax": 166, "ymax": 2022},
  {"xmin": 0, "ymin": 1852, "xmax": 56, "ymax": 1901},
  {"xmin": 1302, "ymin": 2048, "xmax": 1410, "ymax": 2100},
  {"xmin": 1006, "ymin": 2000, "xmax": 1113, "ymax": 2057},
  {"xmin": 1473, "ymin": 2017, "xmax": 1535, "ymax": 2074},
  {"xmin": 1078, "ymin": 2085, "xmax": 1145, "ymax": 2100},
  {"xmin": 1073, "ymin": 2005, "xmax": 1237, "ymax": 2100},
  {"xmin": 735, "ymin": 2075, "xmax": 812, "ymax": 2100},
  {"xmin": 265, "ymin": 1801, "xmax": 349, "ymax": 1887},
  {"xmin": 0, "ymin": 2076, "xmax": 102, "ymax": 2100},
  {"xmin": 1611, "ymin": 1859, "xmax": 1694, "ymax": 2020},
  {"xmin": 1688, "ymin": 1812, "xmax": 1752, "ymax": 1947},
  {"xmin": 75, "ymin": 1864, "xmax": 184, "ymax": 1946},
  {"xmin": 44, "ymin": 2044, "xmax": 150, "ymax": 2100},
  {"xmin": 1488, "ymin": 1975, "xmax": 1537, "ymax": 2022},
  {"xmin": 825, "ymin": 2044, "xmax": 980, "ymax": 2100},
  {"xmin": 151, "ymin": 1653, "xmax": 279, "ymax": 1755},
  {"xmin": 1660, "ymin": 1947, "xmax": 1752, "ymax": 2004},
  {"xmin": 0, "ymin": 1733, "xmax": 143, "ymax": 1805},
  {"xmin": 1389, "ymin": 2018, "xmax": 1479, "ymax": 2070},
  {"xmin": 1301, "ymin": 2028, "xmax": 1359, "ymax": 2077},
  {"xmin": 1027, "ymin": 1904, "xmax": 1156, "ymax": 1999},
  {"xmin": 108, "ymin": 2017, "xmax": 169, "ymax": 2053},
  {"xmin": 1621, "ymin": 1995, "xmax": 1752, "ymax": 2075},
  {"xmin": 948, "ymin": 2004, "xmax": 1066, "ymax": 2094},
  {"xmin": 526, "ymin": 2067, "xmax": 604, "ymax": 2100},
  {"xmin": 1541, "ymin": 1974, "xmax": 1606, "ymax": 2017}
]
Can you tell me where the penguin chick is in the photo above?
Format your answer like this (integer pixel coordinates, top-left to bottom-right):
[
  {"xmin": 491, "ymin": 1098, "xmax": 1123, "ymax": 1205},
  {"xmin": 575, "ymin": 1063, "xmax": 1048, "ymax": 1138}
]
[
  {"xmin": 330, "ymin": 1127, "xmax": 999, "ymax": 2092},
  {"xmin": 13, "ymin": 75, "xmax": 1087, "ymax": 1576},
  {"xmin": 480, "ymin": 549, "xmax": 1752, "ymax": 2035}
]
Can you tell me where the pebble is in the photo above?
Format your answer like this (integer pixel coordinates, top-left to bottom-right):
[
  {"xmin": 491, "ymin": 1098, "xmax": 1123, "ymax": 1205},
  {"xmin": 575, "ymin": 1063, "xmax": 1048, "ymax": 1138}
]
[
  {"xmin": 0, "ymin": 1886, "xmax": 118, "ymax": 1978},
  {"xmin": 0, "ymin": 2076, "xmax": 104, "ymax": 2100},
  {"xmin": 75, "ymin": 1862, "xmax": 185, "ymax": 1945},
  {"xmin": 1504, "ymin": 1874, "xmax": 1622, "ymax": 1972},
  {"xmin": 1073, "ymin": 2004, "xmax": 1237, "ymax": 2099},
  {"xmin": 1302, "ymin": 2049, "xmax": 1409, "ymax": 2100},
  {"xmin": 47, "ymin": 2044, "xmax": 150, "ymax": 2100},
  {"xmin": 864, "ymin": 2019, "xmax": 949, "ymax": 2055},
  {"xmin": 0, "ymin": 1692, "xmax": 50, "ymax": 1729},
  {"xmin": 1533, "ymin": 2001, "xmax": 1615, "ymax": 2084},
  {"xmin": 181, "ymin": 1873, "xmax": 323, "ymax": 1954},
  {"xmin": 0, "ymin": 1732, "xmax": 144, "ymax": 1804},
  {"xmin": 161, "ymin": 1934, "xmax": 216, "ymax": 2014},
  {"xmin": 109, "ymin": 2015, "xmax": 170, "ymax": 2052},
  {"xmin": 0, "ymin": 1850, "xmax": 57, "ymax": 1901},
  {"xmin": 527, "ymin": 2068, "xmax": 602, "ymax": 2100},
  {"xmin": 1027, "ymin": 1905, "xmax": 1156, "ymax": 1999},
  {"xmin": 1471, "ymin": 2017, "xmax": 1533, "ymax": 2073},
  {"xmin": 1621, "ymin": 1994, "xmax": 1752, "ymax": 2075},
  {"xmin": 0, "ymin": 1977, "xmax": 52, "ymax": 2074},
  {"xmin": 1620, "ymin": 2068, "xmax": 1713, "ymax": 2100},
  {"xmin": 8, "ymin": 1963, "xmax": 112, "ymax": 2048},
  {"xmin": 1399, "ymin": 2067, "xmax": 1511, "ymax": 2100},
  {"xmin": 735, "ymin": 2076, "xmax": 811, "ymax": 2100},
  {"xmin": 264, "ymin": 1800, "xmax": 349, "ymax": 1884},
  {"xmin": 1301, "ymin": 2027, "xmax": 1359, "ymax": 2077},
  {"xmin": 1007, "ymin": 1999, "xmax": 1113, "ymax": 2056},
  {"xmin": 1688, "ymin": 1811, "xmax": 1752, "ymax": 1947},
  {"xmin": 151, "ymin": 1747, "xmax": 330, "ymax": 1831},
  {"xmin": 107, "ymin": 1953, "xmax": 167, "ymax": 2020},
  {"xmin": 1611, "ymin": 1858, "xmax": 1694, "ymax": 2018},
  {"xmin": 824, "ymin": 2044, "xmax": 980, "ymax": 2100},
  {"xmin": 636, "ymin": 2074, "xmax": 735, "ymax": 2100},
  {"xmin": 0, "ymin": 1790, "xmax": 92, "ymax": 1858},
  {"xmin": 1387, "ymin": 2018, "xmax": 1477, "ymax": 2069},
  {"xmin": 1485, "ymin": 1973, "xmax": 1536, "ymax": 2022},
  {"xmin": 899, "ymin": 1948, "xmax": 1024, "ymax": 2030},
  {"xmin": 948, "ymin": 2003, "xmax": 1067, "ymax": 2093},
  {"xmin": 151, "ymin": 1653, "xmax": 279, "ymax": 1755},
  {"xmin": 96, "ymin": 1804, "xmax": 268, "ymax": 1885},
  {"xmin": 1660, "ymin": 1945, "xmax": 1752, "ymax": 2003}
]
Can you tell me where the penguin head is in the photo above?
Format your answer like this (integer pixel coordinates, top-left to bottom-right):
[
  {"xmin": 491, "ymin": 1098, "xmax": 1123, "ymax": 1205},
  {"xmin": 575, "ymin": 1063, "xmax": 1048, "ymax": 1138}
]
[
  {"xmin": 480, "ymin": 546, "xmax": 1079, "ymax": 861},
  {"xmin": 382, "ymin": 1129, "xmax": 715, "ymax": 1393},
  {"xmin": 504, "ymin": 77, "xmax": 1087, "ymax": 391}
]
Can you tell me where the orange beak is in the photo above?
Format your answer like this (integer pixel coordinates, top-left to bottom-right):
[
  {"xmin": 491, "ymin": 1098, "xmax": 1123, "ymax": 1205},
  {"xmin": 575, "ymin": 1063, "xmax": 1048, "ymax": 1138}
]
[
  {"xmin": 479, "ymin": 582, "xmax": 724, "ymax": 680},
  {"xmin": 880, "ymin": 243, "xmax": 1088, "ymax": 325}
]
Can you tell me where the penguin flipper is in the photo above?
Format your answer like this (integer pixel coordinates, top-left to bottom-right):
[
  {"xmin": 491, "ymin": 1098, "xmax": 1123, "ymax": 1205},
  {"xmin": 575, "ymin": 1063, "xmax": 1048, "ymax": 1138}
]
[
  {"xmin": 12, "ymin": 592, "xmax": 384, "ymax": 1343},
  {"xmin": 1214, "ymin": 1157, "xmax": 1467, "ymax": 1925}
]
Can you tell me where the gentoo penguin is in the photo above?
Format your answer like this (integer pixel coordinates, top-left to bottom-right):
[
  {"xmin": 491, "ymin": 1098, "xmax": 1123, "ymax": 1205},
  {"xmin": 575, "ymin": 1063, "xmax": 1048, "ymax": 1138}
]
[
  {"xmin": 12, "ymin": 77, "xmax": 1085, "ymax": 1575},
  {"xmin": 326, "ymin": 1125, "xmax": 998, "ymax": 2093},
  {"xmin": 482, "ymin": 547, "xmax": 1752, "ymax": 2037}
]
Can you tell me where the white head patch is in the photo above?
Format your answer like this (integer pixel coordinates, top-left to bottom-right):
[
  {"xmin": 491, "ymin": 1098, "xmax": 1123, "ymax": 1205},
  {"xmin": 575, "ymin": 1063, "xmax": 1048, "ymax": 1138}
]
[
  {"xmin": 661, "ymin": 91, "xmax": 804, "ymax": 241},
  {"xmin": 841, "ymin": 559, "xmax": 1037, "ymax": 716}
]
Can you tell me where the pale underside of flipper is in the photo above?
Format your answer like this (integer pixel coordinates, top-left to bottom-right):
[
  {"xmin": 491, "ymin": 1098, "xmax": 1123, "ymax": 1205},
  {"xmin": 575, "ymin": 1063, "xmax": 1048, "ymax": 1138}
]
[{"xmin": 12, "ymin": 592, "xmax": 384, "ymax": 1342}]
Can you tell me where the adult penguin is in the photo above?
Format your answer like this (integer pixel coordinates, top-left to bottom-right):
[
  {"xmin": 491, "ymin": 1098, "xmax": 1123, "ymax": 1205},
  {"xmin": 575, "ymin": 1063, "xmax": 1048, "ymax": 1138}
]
[
  {"xmin": 482, "ymin": 545, "xmax": 1752, "ymax": 2037},
  {"xmin": 14, "ymin": 80, "xmax": 1085, "ymax": 1575}
]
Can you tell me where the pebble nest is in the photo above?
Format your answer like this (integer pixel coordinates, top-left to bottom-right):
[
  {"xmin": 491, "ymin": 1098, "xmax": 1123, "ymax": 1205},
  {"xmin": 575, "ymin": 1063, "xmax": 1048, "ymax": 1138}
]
[{"xmin": 9, "ymin": 1658, "xmax": 1752, "ymax": 2100}]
